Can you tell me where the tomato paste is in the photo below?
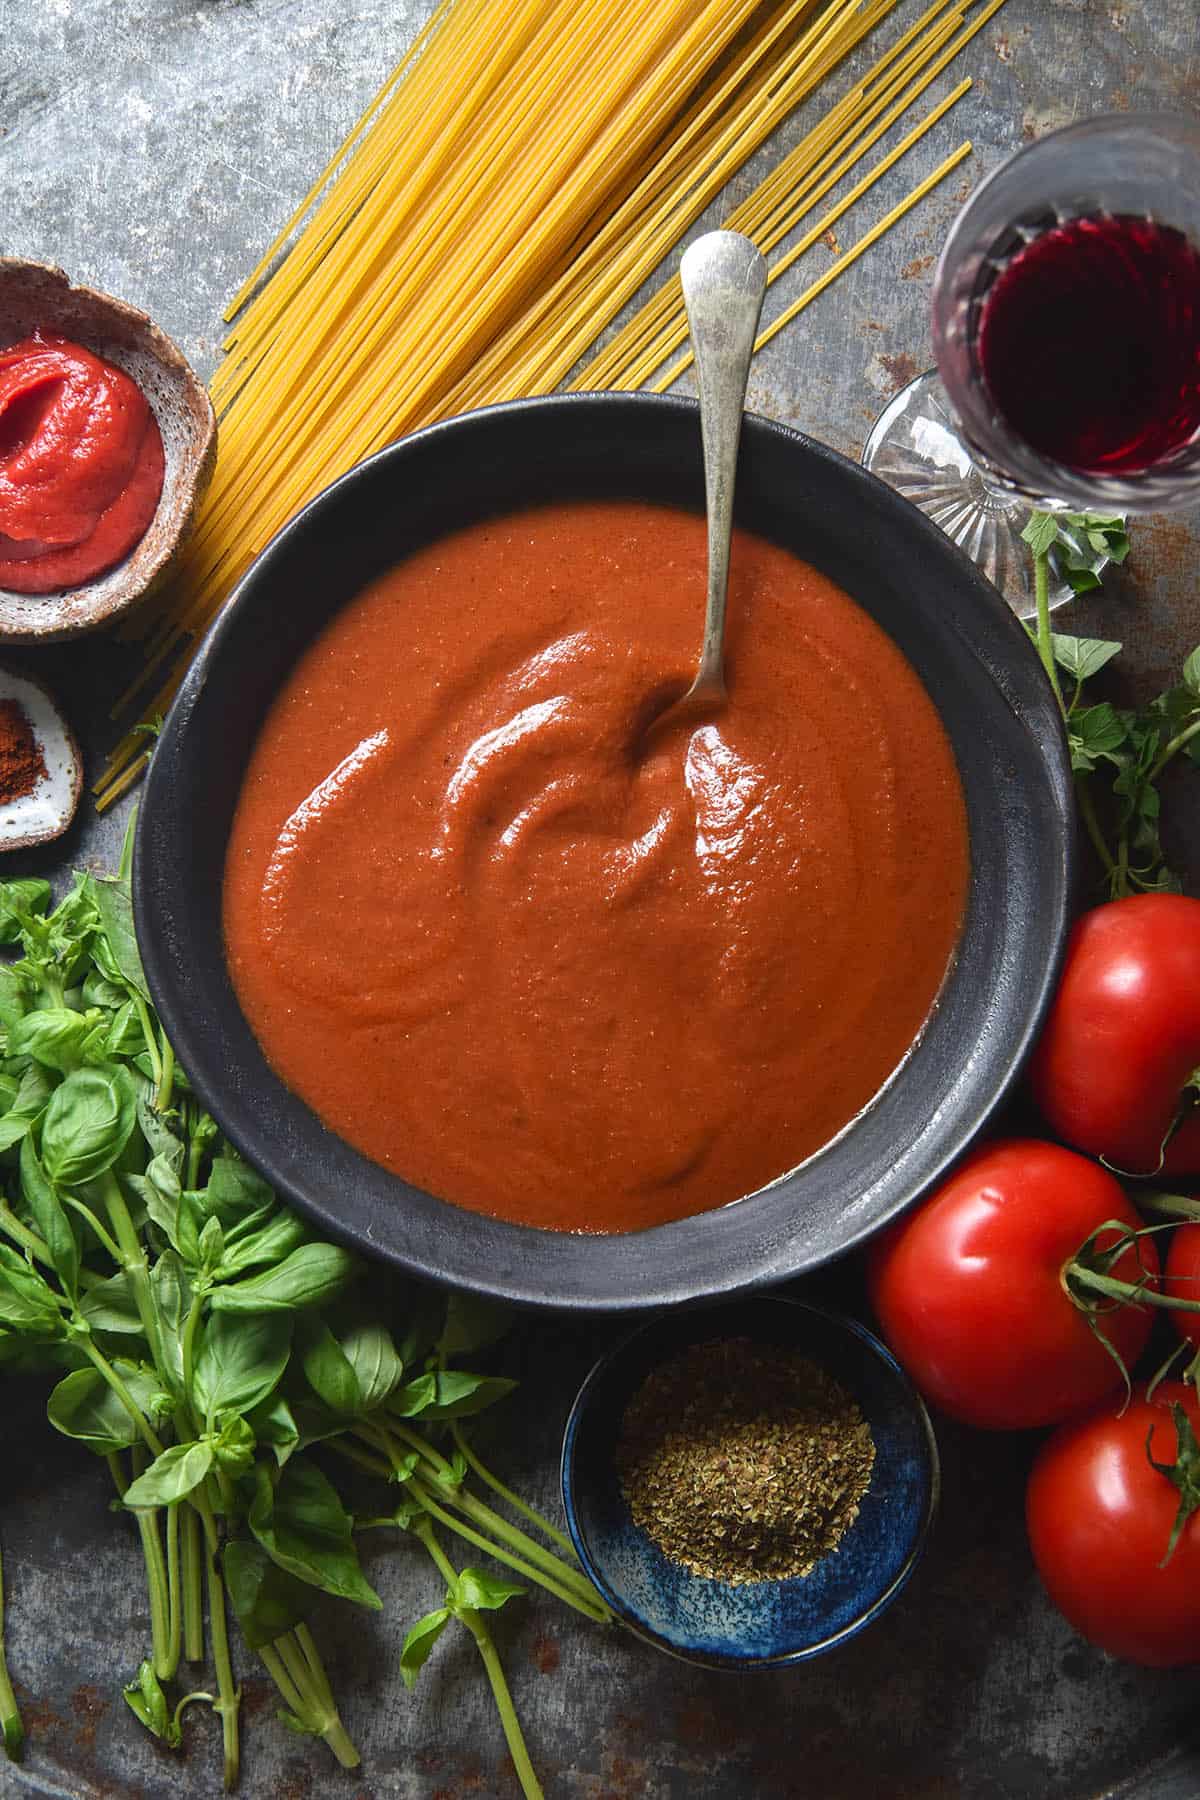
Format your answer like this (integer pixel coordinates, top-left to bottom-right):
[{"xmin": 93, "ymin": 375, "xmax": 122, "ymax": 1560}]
[
  {"xmin": 224, "ymin": 501, "xmax": 968, "ymax": 1233},
  {"xmin": 0, "ymin": 333, "xmax": 164, "ymax": 593}
]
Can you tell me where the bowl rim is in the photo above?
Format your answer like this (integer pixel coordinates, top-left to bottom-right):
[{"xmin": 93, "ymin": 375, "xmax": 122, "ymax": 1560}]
[
  {"xmin": 558, "ymin": 1294, "xmax": 940, "ymax": 1668},
  {"xmin": 134, "ymin": 389, "xmax": 1075, "ymax": 1310}
]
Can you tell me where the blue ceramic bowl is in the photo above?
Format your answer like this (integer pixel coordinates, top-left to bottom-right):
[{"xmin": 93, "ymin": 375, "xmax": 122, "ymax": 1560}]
[{"xmin": 560, "ymin": 1296, "xmax": 938, "ymax": 1667}]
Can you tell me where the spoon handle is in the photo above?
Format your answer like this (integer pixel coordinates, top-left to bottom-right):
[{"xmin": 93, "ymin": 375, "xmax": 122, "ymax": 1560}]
[{"xmin": 680, "ymin": 231, "xmax": 768, "ymax": 698}]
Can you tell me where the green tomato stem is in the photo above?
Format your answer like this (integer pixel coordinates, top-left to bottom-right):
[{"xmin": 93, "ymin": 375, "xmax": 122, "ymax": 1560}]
[
  {"xmin": 1034, "ymin": 550, "xmax": 1064, "ymax": 716},
  {"xmin": 416, "ymin": 1520, "xmax": 544, "ymax": 1800},
  {"xmin": 1148, "ymin": 714, "xmax": 1200, "ymax": 785},
  {"xmin": 1073, "ymin": 776, "xmax": 1119, "ymax": 885},
  {"xmin": 0, "ymin": 1542, "xmax": 24, "ymax": 1763}
]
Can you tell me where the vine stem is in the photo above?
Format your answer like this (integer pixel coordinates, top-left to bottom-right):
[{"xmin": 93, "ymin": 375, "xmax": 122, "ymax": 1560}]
[
  {"xmin": 417, "ymin": 1520, "xmax": 544, "ymax": 1800},
  {"xmin": 258, "ymin": 1631, "xmax": 359, "ymax": 1768},
  {"xmin": 1148, "ymin": 715, "xmax": 1200, "ymax": 784},
  {"xmin": 1033, "ymin": 550, "xmax": 1064, "ymax": 714},
  {"xmin": 77, "ymin": 1338, "xmax": 164, "ymax": 1456}
]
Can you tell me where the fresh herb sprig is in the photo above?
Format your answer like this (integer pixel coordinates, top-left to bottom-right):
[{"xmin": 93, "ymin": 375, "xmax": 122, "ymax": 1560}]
[
  {"xmin": 0, "ymin": 849, "xmax": 609, "ymax": 1794},
  {"xmin": 1024, "ymin": 512, "xmax": 1200, "ymax": 896}
]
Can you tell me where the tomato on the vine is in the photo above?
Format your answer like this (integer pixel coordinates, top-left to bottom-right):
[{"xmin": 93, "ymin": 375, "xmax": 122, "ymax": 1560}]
[
  {"xmin": 1164, "ymin": 1221, "xmax": 1200, "ymax": 1349},
  {"xmin": 1026, "ymin": 1383, "xmax": 1200, "ymax": 1667},
  {"xmin": 866, "ymin": 1139, "xmax": 1157, "ymax": 1429},
  {"xmin": 1029, "ymin": 894, "xmax": 1200, "ymax": 1174}
]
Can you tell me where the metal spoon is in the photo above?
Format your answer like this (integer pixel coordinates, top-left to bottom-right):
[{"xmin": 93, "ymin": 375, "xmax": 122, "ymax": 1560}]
[{"xmin": 646, "ymin": 230, "xmax": 767, "ymax": 740}]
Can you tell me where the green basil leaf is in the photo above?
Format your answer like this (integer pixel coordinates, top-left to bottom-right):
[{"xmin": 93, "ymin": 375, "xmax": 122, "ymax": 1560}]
[
  {"xmin": 41, "ymin": 1066, "xmax": 138, "ymax": 1186},
  {"xmin": 135, "ymin": 1087, "xmax": 185, "ymax": 1176},
  {"xmin": 391, "ymin": 1369, "xmax": 516, "ymax": 1421},
  {"xmin": 198, "ymin": 1214, "xmax": 224, "ymax": 1273},
  {"xmin": 85, "ymin": 874, "xmax": 150, "ymax": 1002},
  {"xmin": 223, "ymin": 1539, "xmax": 315, "ymax": 1650},
  {"xmin": 0, "ymin": 1063, "xmax": 54, "ymax": 1153},
  {"xmin": 19, "ymin": 1135, "xmax": 79, "ymax": 1298},
  {"xmin": 297, "ymin": 1318, "xmax": 361, "ymax": 1418},
  {"xmin": 452, "ymin": 1568, "xmax": 526, "ymax": 1612},
  {"xmin": 123, "ymin": 1659, "xmax": 178, "ymax": 1745},
  {"xmin": 8, "ymin": 1008, "xmax": 106, "ymax": 1075},
  {"xmin": 123, "ymin": 1440, "xmax": 215, "ymax": 1509},
  {"xmin": 78, "ymin": 1270, "xmax": 143, "ymax": 1335},
  {"xmin": 205, "ymin": 1154, "xmax": 274, "ymax": 1224},
  {"xmin": 213, "ymin": 1409, "xmax": 256, "ymax": 1474},
  {"xmin": 209, "ymin": 1243, "xmax": 356, "ymax": 1315},
  {"xmin": 249, "ymin": 1461, "xmax": 381, "ymax": 1609},
  {"xmin": 0, "ymin": 1244, "xmax": 64, "ymax": 1337},
  {"xmin": 47, "ymin": 1366, "xmax": 143, "ymax": 1452},
  {"xmin": 103, "ymin": 999, "xmax": 145, "ymax": 1060},
  {"xmin": 214, "ymin": 1208, "xmax": 309, "ymax": 1279},
  {"xmin": 339, "ymin": 1320, "xmax": 403, "ymax": 1413},
  {"xmin": 399, "ymin": 1608, "xmax": 451, "ymax": 1688},
  {"xmin": 1183, "ymin": 647, "xmax": 1200, "ymax": 699},
  {"xmin": 245, "ymin": 1393, "xmax": 299, "ymax": 1467},
  {"xmin": 150, "ymin": 1250, "xmax": 191, "ymax": 1395},
  {"xmin": 193, "ymin": 1311, "xmax": 291, "ymax": 1423},
  {"xmin": 0, "ymin": 879, "xmax": 51, "ymax": 943}
]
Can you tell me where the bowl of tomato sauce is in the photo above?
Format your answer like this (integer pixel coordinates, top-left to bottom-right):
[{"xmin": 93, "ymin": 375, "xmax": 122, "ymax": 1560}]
[{"xmin": 134, "ymin": 392, "xmax": 1073, "ymax": 1309}]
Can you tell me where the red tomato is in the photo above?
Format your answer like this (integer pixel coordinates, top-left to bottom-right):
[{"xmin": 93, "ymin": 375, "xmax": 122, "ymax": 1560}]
[
  {"xmin": 1029, "ymin": 894, "xmax": 1200, "ymax": 1174},
  {"xmin": 867, "ymin": 1139, "xmax": 1157, "ymax": 1429},
  {"xmin": 1164, "ymin": 1221, "xmax": 1200, "ymax": 1349},
  {"xmin": 1026, "ymin": 1383, "xmax": 1200, "ymax": 1667}
]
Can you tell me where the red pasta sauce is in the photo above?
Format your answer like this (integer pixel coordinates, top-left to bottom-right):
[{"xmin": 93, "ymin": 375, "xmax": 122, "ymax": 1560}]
[
  {"xmin": 224, "ymin": 501, "xmax": 968, "ymax": 1233},
  {"xmin": 0, "ymin": 333, "xmax": 164, "ymax": 594}
]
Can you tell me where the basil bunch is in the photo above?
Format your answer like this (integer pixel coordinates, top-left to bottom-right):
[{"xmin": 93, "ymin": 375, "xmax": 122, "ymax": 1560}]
[{"xmin": 0, "ymin": 852, "xmax": 607, "ymax": 1796}]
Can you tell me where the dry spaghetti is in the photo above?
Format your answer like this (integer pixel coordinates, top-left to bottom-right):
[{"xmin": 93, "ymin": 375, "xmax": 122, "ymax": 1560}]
[{"xmin": 97, "ymin": 0, "xmax": 1006, "ymax": 806}]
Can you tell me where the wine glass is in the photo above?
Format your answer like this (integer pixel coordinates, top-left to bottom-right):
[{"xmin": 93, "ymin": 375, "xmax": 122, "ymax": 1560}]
[{"xmin": 862, "ymin": 113, "xmax": 1200, "ymax": 617}]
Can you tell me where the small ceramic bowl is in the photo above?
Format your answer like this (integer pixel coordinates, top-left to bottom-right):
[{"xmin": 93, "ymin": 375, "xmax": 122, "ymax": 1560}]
[
  {"xmin": 0, "ymin": 258, "xmax": 216, "ymax": 643},
  {"xmin": 561, "ymin": 1296, "xmax": 938, "ymax": 1667}
]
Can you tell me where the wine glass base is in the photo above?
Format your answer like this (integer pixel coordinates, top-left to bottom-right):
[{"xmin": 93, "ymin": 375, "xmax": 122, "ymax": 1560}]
[{"xmin": 861, "ymin": 370, "xmax": 1095, "ymax": 620}]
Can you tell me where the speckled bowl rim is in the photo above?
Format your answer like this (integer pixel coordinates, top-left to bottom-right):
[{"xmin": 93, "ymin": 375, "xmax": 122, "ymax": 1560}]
[{"xmin": 559, "ymin": 1296, "xmax": 940, "ymax": 1669}]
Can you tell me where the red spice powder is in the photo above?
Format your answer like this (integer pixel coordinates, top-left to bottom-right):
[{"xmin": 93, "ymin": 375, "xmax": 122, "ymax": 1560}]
[{"xmin": 0, "ymin": 698, "xmax": 46, "ymax": 803}]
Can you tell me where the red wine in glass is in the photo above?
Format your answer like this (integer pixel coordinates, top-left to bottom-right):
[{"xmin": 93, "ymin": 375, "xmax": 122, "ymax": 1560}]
[
  {"xmin": 862, "ymin": 116, "xmax": 1200, "ymax": 617},
  {"xmin": 977, "ymin": 213, "xmax": 1200, "ymax": 477}
]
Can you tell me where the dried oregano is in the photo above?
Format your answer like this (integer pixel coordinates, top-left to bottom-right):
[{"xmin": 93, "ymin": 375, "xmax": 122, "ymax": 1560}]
[{"xmin": 616, "ymin": 1336, "xmax": 875, "ymax": 1585}]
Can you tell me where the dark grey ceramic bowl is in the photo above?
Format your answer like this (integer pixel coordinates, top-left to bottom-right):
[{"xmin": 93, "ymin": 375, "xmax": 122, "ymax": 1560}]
[
  {"xmin": 560, "ymin": 1296, "xmax": 938, "ymax": 1666},
  {"xmin": 134, "ymin": 392, "xmax": 1073, "ymax": 1310}
]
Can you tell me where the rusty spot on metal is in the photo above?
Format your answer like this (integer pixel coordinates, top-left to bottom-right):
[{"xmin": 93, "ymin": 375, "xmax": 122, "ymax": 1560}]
[
  {"xmin": 70, "ymin": 1681, "xmax": 109, "ymax": 1752},
  {"xmin": 877, "ymin": 350, "xmax": 920, "ymax": 396},
  {"xmin": 900, "ymin": 255, "xmax": 934, "ymax": 280},
  {"xmin": 1109, "ymin": 88, "xmax": 1130, "ymax": 110},
  {"xmin": 675, "ymin": 1696, "xmax": 738, "ymax": 1753},
  {"xmin": 865, "ymin": 319, "xmax": 884, "ymax": 332},
  {"xmin": 822, "ymin": 229, "xmax": 841, "ymax": 256},
  {"xmin": 239, "ymin": 1675, "xmax": 273, "ymax": 1720},
  {"xmin": 531, "ymin": 1630, "xmax": 560, "ymax": 1674},
  {"xmin": 994, "ymin": 32, "xmax": 1012, "ymax": 61}
]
